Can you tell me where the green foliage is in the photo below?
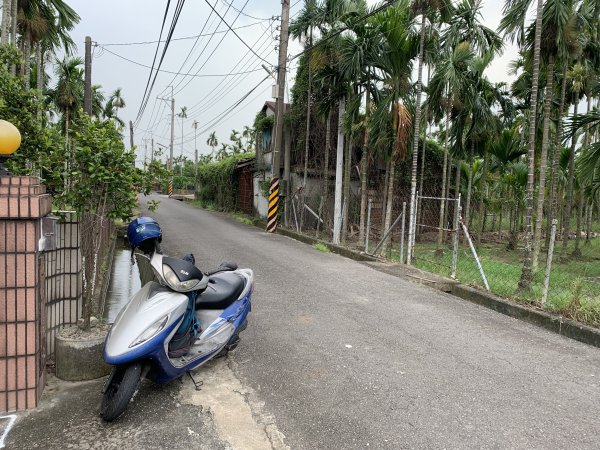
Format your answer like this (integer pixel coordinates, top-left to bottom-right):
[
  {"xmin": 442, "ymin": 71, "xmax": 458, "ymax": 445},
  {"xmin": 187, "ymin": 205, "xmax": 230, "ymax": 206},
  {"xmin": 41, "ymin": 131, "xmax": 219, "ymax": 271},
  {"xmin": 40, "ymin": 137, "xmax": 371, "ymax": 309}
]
[
  {"xmin": 196, "ymin": 153, "xmax": 254, "ymax": 211},
  {"xmin": 253, "ymin": 110, "xmax": 274, "ymax": 131},
  {"xmin": 313, "ymin": 242, "xmax": 330, "ymax": 253},
  {"xmin": 0, "ymin": 44, "xmax": 60, "ymax": 175},
  {"xmin": 42, "ymin": 113, "xmax": 140, "ymax": 220}
]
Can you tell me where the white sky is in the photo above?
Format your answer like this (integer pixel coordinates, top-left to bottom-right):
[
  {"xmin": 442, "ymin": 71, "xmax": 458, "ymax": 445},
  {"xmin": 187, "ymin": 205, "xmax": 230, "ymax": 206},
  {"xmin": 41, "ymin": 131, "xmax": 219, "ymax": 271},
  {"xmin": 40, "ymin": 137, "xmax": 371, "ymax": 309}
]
[{"xmin": 62, "ymin": 0, "xmax": 520, "ymax": 166}]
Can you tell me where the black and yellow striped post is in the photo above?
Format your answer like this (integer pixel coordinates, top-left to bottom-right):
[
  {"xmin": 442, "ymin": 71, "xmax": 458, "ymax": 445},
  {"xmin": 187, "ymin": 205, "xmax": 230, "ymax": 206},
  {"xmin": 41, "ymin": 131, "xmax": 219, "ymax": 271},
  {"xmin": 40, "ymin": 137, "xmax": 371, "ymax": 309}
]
[
  {"xmin": 266, "ymin": 177, "xmax": 280, "ymax": 233},
  {"xmin": 168, "ymin": 178, "xmax": 173, "ymax": 197}
]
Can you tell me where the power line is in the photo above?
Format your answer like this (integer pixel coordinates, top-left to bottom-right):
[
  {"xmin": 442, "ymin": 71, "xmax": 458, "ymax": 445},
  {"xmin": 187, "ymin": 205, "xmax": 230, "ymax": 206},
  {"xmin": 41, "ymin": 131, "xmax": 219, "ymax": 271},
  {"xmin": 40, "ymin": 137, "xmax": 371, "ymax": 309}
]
[
  {"xmin": 96, "ymin": 45, "xmax": 264, "ymax": 78},
  {"xmin": 135, "ymin": 0, "xmax": 173, "ymax": 124},
  {"xmin": 99, "ymin": 21, "xmax": 264, "ymax": 46},
  {"xmin": 183, "ymin": 27, "xmax": 274, "ymax": 118},
  {"xmin": 220, "ymin": 0, "xmax": 274, "ymax": 21},
  {"xmin": 171, "ymin": 0, "xmax": 239, "ymax": 95},
  {"xmin": 204, "ymin": 0, "xmax": 271, "ymax": 64},
  {"xmin": 135, "ymin": 0, "xmax": 188, "ymax": 126}
]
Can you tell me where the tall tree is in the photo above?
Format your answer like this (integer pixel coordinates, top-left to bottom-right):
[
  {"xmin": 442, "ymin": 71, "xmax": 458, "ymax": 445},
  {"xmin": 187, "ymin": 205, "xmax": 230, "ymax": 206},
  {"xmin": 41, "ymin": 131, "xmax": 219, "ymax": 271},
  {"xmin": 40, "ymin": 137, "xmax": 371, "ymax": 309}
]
[
  {"xmin": 206, "ymin": 131, "xmax": 218, "ymax": 160},
  {"xmin": 500, "ymin": 0, "xmax": 545, "ymax": 290}
]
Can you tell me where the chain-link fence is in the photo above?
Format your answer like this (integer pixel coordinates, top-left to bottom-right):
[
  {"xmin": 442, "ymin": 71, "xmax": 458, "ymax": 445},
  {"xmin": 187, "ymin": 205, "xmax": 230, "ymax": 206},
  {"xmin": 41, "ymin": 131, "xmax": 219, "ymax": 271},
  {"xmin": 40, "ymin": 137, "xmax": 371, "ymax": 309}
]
[{"xmin": 411, "ymin": 197, "xmax": 600, "ymax": 328}]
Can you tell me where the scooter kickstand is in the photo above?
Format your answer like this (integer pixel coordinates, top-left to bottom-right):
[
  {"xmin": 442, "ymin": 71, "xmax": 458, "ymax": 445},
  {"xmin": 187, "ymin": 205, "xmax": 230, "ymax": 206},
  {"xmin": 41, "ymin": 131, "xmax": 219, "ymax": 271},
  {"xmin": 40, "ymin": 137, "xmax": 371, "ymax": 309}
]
[{"xmin": 187, "ymin": 371, "xmax": 203, "ymax": 391}]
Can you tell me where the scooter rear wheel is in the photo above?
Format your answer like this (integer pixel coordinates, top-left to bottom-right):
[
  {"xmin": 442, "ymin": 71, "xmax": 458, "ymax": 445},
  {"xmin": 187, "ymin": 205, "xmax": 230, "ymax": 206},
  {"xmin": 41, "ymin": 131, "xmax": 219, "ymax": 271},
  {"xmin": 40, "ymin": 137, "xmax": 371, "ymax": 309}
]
[{"xmin": 100, "ymin": 363, "xmax": 142, "ymax": 421}]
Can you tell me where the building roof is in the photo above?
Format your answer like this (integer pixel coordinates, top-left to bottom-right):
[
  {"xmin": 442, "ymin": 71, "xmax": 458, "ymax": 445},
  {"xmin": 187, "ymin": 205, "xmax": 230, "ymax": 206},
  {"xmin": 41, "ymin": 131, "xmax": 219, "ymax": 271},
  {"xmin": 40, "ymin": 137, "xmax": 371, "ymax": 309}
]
[{"xmin": 262, "ymin": 100, "xmax": 289, "ymax": 114}]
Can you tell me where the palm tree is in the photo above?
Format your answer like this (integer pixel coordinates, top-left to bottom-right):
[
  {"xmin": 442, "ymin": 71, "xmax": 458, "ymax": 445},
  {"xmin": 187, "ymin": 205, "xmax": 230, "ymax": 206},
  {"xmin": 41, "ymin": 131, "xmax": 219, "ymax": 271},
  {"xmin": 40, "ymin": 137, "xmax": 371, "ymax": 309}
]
[
  {"xmin": 50, "ymin": 55, "xmax": 83, "ymax": 138},
  {"xmin": 500, "ymin": 0, "xmax": 545, "ymax": 290},
  {"xmin": 405, "ymin": 0, "xmax": 455, "ymax": 262},
  {"xmin": 17, "ymin": 0, "xmax": 79, "ymax": 89},
  {"xmin": 91, "ymin": 84, "xmax": 105, "ymax": 119},
  {"xmin": 290, "ymin": 0, "xmax": 320, "ymax": 225},
  {"xmin": 206, "ymin": 131, "xmax": 218, "ymax": 160},
  {"xmin": 562, "ymin": 62, "xmax": 586, "ymax": 253},
  {"xmin": 367, "ymin": 0, "xmax": 417, "ymax": 253}
]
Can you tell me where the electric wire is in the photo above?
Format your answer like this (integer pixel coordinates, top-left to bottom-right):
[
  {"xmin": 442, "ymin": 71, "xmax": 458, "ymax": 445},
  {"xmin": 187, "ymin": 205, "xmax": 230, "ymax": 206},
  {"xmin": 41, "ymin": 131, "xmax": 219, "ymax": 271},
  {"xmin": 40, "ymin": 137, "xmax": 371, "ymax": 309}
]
[
  {"xmin": 96, "ymin": 45, "xmax": 264, "ymax": 78},
  {"xmin": 99, "ymin": 21, "xmax": 264, "ymax": 46},
  {"xmin": 135, "ymin": 0, "xmax": 187, "ymax": 126},
  {"xmin": 203, "ymin": 0, "xmax": 270, "ymax": 65},
  {"xmin": 183, "ymin": 27, "xmax": 274, "ymax": 119},
  {"xmin": 135, "ymin": 0, "xmax": 173, "ymax": 124},
  {"xmin": 171, "ymin": 0, "xmax": 240, "ymax": 95}
]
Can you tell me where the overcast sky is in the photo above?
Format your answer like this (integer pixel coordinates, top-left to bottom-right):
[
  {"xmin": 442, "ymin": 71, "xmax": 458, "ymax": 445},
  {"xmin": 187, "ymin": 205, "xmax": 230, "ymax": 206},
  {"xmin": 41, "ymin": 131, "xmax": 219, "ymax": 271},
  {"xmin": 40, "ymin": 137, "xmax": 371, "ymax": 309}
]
[{"xmin": 63, "ymin": 0, "xmax": 520, "ymax": 166}]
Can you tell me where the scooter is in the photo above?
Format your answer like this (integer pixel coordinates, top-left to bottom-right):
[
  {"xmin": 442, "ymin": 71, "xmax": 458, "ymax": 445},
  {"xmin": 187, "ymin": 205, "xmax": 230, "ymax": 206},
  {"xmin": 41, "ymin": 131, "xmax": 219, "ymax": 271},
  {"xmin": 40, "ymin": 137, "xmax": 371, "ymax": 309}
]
[{"xmin": 100, "ymin": 218, "xmax": 253, "ymax": 421}]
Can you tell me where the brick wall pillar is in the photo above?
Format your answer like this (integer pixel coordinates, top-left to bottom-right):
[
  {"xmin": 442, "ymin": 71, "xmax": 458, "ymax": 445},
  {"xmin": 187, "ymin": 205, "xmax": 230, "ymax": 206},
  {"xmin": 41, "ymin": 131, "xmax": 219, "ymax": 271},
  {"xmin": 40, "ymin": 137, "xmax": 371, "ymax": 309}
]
[{"xmin": 0, "ymin": 176, "xmax": 52, "ymax": 412}]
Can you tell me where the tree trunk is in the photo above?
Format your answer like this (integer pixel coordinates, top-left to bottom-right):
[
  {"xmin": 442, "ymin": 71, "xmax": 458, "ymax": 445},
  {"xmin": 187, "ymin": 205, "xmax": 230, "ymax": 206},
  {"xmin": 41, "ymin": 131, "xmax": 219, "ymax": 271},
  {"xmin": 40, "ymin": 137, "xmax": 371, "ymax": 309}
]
[
  {"xmin": 585, "ymin": 202, "xmax": 592, "ymax": 245},
  {"xmin": 518, "ymin": 0, "xmax": 544, "ymax": 291},
  {"xmin": 341, "ymin": 134, "xmax": 351, "ymax": 244},
  {"xmin": 546, "ymin": 66, "xmax": 568, "ymax": 249},
  {"xmin": 301, "ymin": 28, "xmax": 313, "ymax": 229},
  {"xmin": 36, "ymin": 44, "xmax": 44, "ymax": 91},
  {"xmin": 477, "ymin": 144, "xmax": 489, "ymax": 245},
  {"xmin": 455, "ymin": 159, "xmax": 461, "ymax": 205},
  {"xmin": 24, "ymin": 30, "xmax": 31, "ymax": 89},
  {"xmin": 465, "ymin": 142, "xmax": 474, "ymax": 228},
  {"xmin": 532, "ymin": 58, "xmax": 554, "ymax": 271},
  {"xmin": 381, "ymin": 159, "xmax": 390, "ymax": 238},
  {"xmin": 381, "ymin": 162, "xmax": 395, "ymax": 256},
  {"xmin": 359, "ymin": 81, "xmax": 370, "ymax": 244},
  {"xmin": 1, "ymin": 0, "xmax": 10, "ymax": 45},
  {"xmin": 418, "ymin": 65, "xmax": 431, "ymax": 234},
  {"xmin": 562, "ymin": 95, "xmax": 578, "ymax": 254},
  {"xmin": 333, "ymin": 97, "xmax": 345, "ymax": 244},
  {"xmin": 573, "ymin": 191, "xmax": 583, "ymax": 257},
  {"xmin": 10, "ymin": 0, "xmax": 16, "ymax": 45},
  {"xmin": 407, "ymin": 12, "xmax": 426, "ymax": 264},
  {"xmin": 436, "ymin": 92, "xmax": 451, "ymax": 255},
  {"xmin": 318, "ymin": 107, "xmax": 333, "ymax": 238}
]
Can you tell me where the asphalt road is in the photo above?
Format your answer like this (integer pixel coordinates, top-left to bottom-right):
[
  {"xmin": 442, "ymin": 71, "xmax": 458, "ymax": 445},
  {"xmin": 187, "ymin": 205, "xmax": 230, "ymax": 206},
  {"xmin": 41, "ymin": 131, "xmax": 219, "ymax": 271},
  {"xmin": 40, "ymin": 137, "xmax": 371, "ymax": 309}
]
[{"xmin": 136, "ymin": 194, "xmax": 600, "ymax": 449}]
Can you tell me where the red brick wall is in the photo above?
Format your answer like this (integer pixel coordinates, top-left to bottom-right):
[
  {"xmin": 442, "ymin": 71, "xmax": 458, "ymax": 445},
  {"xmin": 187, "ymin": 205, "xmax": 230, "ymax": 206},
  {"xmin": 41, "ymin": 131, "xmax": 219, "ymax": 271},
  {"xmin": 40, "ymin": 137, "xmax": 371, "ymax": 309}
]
[{"xmin": 0, "ymin": 176, "xmax": 50, "ymax": 412}]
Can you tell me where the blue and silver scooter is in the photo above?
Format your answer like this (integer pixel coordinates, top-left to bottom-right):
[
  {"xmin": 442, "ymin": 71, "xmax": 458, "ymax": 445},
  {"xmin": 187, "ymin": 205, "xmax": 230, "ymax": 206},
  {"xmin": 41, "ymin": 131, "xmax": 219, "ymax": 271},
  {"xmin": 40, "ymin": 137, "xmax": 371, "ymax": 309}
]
[{"xmin": 101, "ymin": 217, "xmax": 253, "ymax": 421}]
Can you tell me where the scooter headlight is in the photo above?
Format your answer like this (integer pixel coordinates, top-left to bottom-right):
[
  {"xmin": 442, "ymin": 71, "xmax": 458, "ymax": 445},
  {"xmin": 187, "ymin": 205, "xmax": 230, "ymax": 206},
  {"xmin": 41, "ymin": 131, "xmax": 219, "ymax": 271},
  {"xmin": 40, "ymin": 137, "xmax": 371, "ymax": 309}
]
[
  {"xmin": 162, "ymin": 264, "xmax": 202, "ymax": 292},
  {"xmin": 130, "ymin": 315, "xmax": 169, "ymax": 348}
]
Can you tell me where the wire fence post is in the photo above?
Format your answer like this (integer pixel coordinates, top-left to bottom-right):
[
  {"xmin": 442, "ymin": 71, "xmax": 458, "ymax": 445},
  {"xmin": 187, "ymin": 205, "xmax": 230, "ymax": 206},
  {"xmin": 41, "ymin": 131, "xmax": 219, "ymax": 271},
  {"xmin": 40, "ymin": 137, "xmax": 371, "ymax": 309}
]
[
  {"xmin": 399, "ymin": 201, "xmax": 406, "ymax": 264},
  {"xmin": 451, "ymin": 194, "xmax": 461, "ymax": 279},
  {"xmin": 460, "ymin": 217, "xmax": 490, "ymax": 291},
  {"xmin": 365, "ymin": 198, "xmax": 372, "ymax": 252},
  {"xmin": 542, "ymin": 219, "xmax": 558, "ymax": 306}
]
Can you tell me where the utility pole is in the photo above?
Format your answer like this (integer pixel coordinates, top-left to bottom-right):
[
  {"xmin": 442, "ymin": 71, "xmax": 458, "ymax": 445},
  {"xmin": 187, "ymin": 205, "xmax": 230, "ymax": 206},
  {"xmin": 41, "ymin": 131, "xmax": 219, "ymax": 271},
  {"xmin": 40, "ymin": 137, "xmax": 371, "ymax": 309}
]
[
  {"xmin": 84, "ymin": 36, "xmax": 92, "ymax": 115},
  {"xmin": 129, "ymin": 120, "xmax": 134, "ymax": 149},
  {"xmin": 267, "ymin": 0, "xmax": 290, "ymax": 233},
  {"xmin": 151, "ymin": 136, "xmax": 154, "ymax": 164},
  {"xmin": 193, "ymin": 120, "xmax": 198, "ymax": 198},
  {"xmin": 157, "ymin": 88, "xmax": 175, "ymax": 171},
  {"xmin": 192, "ymin": 120, "xmax": 198, "ymax": 167}
]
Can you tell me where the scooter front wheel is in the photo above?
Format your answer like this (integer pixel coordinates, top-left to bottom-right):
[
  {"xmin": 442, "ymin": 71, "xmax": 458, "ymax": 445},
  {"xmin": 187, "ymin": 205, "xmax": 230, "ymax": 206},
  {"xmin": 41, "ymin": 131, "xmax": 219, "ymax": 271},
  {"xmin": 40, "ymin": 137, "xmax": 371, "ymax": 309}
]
[{"xmin": 100, "ymin": 363, "xmax": 142, "ymax": 422}]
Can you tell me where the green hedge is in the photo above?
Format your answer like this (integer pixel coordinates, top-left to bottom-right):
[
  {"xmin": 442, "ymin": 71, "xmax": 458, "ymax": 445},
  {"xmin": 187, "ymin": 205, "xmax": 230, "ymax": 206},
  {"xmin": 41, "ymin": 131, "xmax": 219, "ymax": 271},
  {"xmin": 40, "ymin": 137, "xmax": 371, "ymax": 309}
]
[{"xmin": 196, "ymin": 153, "xmax": 254, "ymax": 211}]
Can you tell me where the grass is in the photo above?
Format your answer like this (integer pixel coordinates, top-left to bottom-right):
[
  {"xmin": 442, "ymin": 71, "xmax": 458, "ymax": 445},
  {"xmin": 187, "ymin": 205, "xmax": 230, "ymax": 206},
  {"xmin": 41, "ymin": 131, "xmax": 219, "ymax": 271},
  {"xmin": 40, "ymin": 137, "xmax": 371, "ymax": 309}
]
[
  {"xmin": 313, "ymin": 242, "xmax": 331, "ymax": 253},
  {"xmin": 233, "ymin": 214, "xmax": 253, "ymax": 225},
  {"xmin": 397, "ymin": 237, "xmax": 600, "ymax": 327}
]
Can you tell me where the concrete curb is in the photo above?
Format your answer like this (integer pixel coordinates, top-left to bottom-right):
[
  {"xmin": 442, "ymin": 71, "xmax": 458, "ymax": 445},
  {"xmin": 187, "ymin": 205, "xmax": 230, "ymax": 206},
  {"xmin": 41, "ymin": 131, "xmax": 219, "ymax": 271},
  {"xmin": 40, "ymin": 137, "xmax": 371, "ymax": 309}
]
[
  {"xmin": 450, "ymin": 284, "xmax": 600, "ymax": 348},
  {"xmin": 276, "ymin": 228, "xmax": 378, "ymax": 262}
]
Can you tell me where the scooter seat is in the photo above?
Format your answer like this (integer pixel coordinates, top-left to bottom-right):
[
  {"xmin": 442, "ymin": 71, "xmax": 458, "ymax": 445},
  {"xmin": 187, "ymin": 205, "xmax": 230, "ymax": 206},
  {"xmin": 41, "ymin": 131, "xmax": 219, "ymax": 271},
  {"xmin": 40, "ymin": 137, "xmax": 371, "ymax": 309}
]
[{"xmin": 196, "ymin": 272, "xmax": 245, "ymax": 310}]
